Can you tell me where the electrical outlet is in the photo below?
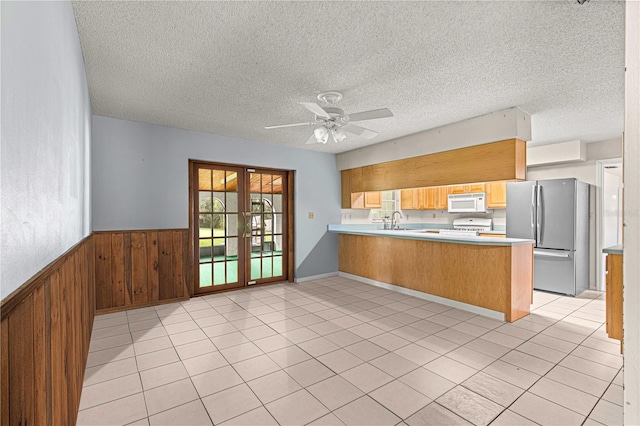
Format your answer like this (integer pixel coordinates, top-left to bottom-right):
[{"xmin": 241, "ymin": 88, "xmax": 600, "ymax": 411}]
[
  {"xmin": 433, "ymin": 213, "xmax": 436, "ymax": 218},
  {"xmin": 308, "ymin": 212, "xmax": 314, "ymax": 219}
]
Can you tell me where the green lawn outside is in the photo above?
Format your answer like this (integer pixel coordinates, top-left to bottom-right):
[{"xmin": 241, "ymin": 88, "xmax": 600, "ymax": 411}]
[{"xmin": 199, "ymin": 227, "xmax": 225, "ymax": 246}]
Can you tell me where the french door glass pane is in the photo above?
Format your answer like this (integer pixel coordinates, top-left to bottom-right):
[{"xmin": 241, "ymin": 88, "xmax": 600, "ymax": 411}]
[
  {"xmin": 273, "ymin": 194, "xmax": 283, "ymax": 213},
  {"xmin": 274, "ymin": 213, "xmax": 283, "ymax": 234},
  {"xmin": 213, "ymin": 262, "xmax": 225, "ymax": 285},
  {"xmin": 250, "ymin": 257, "xmax": 261, "ymax": 280},
  {"xmin": 262, "ymin": 257, "xmax": 273, "ymax": 278},
  {"xmin": 198, "ymin": 169, "xmax": 212, "ymax": 190},
  {"xmin": 212, "ymin": 170, "xmax": 226, "ymax": 191},
  {"xmin": 199, "ymin": 192, "xmax": 212, "ymax": 211},
  {"xmin": 227, "ymin": 192, "xmax": 238, "ymax": 212},
  {"xmin": 227, "ymin": 214, "xmax": 239, "ymax": 237},
  {"xmin": 273, "ymin": 256, "xmax": 283, "ymax": 276},
  {"xmin": 200, "ymin": 263, "xmax": 212, "ymax": 287}
]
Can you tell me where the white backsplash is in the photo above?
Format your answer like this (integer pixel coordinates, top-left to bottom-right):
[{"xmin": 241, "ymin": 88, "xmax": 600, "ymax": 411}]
[{"xmin": 341, "ymin": 207, "xmax": 506, "ymax": 229}]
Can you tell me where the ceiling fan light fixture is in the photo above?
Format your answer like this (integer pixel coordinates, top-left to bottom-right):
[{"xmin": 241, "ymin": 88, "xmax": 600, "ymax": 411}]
[
  {"xmin": 314, "ymin": 127, "xmax": 329, "ymax": 144},
  {"xmin": 332, "ymin": 128, "xmax": 346, "ymax": 142}
]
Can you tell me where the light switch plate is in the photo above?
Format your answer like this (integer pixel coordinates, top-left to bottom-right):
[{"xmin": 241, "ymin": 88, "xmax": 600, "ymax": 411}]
[{"xmin": 308, "ymin": 212, "xmax": 314, "ymax": 219}]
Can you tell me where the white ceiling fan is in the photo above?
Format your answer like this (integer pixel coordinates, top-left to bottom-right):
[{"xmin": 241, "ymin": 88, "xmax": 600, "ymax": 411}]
[{"xmin": 265, "ymin": 91, "xmax": 394, "ymax": 145}]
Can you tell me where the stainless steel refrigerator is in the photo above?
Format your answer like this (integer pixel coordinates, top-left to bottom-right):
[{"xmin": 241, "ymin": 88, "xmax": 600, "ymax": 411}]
[{"xmin": 506, "ymin": 178, "xmax": 589, "ymax": 296}]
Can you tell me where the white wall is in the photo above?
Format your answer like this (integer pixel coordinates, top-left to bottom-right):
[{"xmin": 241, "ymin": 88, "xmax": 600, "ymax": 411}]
[
  {"xmin": 624, "ymin": 0, "xmax": 640, "ymax": 422},
  {"xmin": 336, "ymin": 107, "xmax": 531, "ymax": 170},
  {"xmin": 1, "ymin": 1, "xmax": 91, "ymax": 299},
  {"xmin": 91, "ymin": 116, "xmax": 341, "ymax": 279}
]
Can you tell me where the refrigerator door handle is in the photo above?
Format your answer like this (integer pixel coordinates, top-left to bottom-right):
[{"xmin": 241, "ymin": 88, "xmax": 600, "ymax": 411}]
[
  {"xmin": 536, "ymin": 185, "xmax": 542, "ymax": 245},
  {"xmin": 534, "ymin": 249, "xmax": 571, "ymax": 258},
  {"xmin": 530, "ymin": 185, "xmax": 536, "ymax": 238}
]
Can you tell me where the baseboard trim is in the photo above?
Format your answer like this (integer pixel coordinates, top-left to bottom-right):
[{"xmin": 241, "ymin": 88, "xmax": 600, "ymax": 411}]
[
  {"xmin": 338, "ymin": 272, "xmax": 506, "ymax": 321},
  {"xmin": 295, "ymin": 271, "xmax": 339, "ymax": 283}
]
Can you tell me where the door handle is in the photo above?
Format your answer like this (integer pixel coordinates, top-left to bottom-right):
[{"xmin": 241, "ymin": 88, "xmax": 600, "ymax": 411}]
[
  {"xmin": 536, "ymin": 185, "xmax": 542, "ymax": 245},
  {"xmin": 530, "ymin": 186, "xmax": 536, "ymax": 233},
  {"xmin": 534, "ymin": 249, "xmax": 570, "ymax": 258},
  {"xmin": 240, "ymin": 212, "xmax": 252, "ymax": 238}
]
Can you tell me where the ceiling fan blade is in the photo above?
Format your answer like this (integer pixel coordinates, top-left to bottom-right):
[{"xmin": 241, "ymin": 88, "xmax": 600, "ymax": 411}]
[
  {"xmin": 264, "ymin": 122, "xmax": 313, "ymax": 129},
  {"xmin": 347, "ymin": 108, "xmax": 394, "ymax": 122},
  {"xmin": 300, "ymin": 102, "xmax": 331, "ymax": 118},
  {"xmin": 343, "ymin": 123, "xmax": 378, "ymax": 139},
  {"xmin": 305, "ymin": 133, "xmax": 319, "ymax": 145}
]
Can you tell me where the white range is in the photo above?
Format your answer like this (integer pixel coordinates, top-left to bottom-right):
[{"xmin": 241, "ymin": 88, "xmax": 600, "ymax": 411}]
[{"xmin": 438, "ymin": 218, "xmax": 493, "ymax": 237}]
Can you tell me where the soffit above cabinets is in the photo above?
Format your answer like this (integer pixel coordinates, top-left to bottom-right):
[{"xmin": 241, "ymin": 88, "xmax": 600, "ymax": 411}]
[{"xmin": 72, "ymin": 1, "xmax": 624, "ymax": 154}]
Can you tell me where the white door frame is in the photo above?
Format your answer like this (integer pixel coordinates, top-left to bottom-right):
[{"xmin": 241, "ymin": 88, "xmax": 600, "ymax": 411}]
[{"xmin": 595, "ymin": 158, "xmax": 623, "ymax": 290}]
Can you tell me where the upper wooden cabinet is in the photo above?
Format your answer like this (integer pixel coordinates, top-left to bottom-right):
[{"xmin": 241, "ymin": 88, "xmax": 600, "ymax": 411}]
[
  {"xmin": 342, "ymin": 139, "xmax": 524, "ymax": 209},
  {"xmin": 342, "ymin": 169, "xmax": 382, "ymax": 209},
  {"xmin": 401, "ymin": 186, "xmax": 447, "ymax": 210},
  {"xmin": 448, "ymin": 183, "xmax": 485, "ymax": 195},
  {"xmin": 486, "ymin": 181, "xmax": 507, "ymax": 209},
  {"xmin": 341, "ymin": 170, "xmax": 352, "ymax": 208},
  {"xmin": 364, "ymin": 191, "xmax": 382, "ymax": 209},
  {"xmin": 430, "ymin": 187, "xmax": 448, "ymax": 210},
  {"xmin": 345, "ymin": 139, "xmax": 526, "ymax": 193},
  {"xmin": 401, "ymin": 182, "xmax": 507, "ymax": 210},
  {"xmin": 401, "ymin": 189, "xmax": 419, "ymax": 210}
]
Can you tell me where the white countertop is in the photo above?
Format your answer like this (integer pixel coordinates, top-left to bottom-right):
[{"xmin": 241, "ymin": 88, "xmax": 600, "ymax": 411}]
[
  {"xmin": 603, "ymin": 245, "xmax": 623, "ymax": 255},
  {"xmin": 328, "ymin": 225, "xmax": 533, "ymax": 246}
]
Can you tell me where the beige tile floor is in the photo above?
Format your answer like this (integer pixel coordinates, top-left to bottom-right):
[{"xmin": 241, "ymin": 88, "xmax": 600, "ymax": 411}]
[{"xmin": 78, "ymin": 276, "xmax": 624, "ymax": 426}]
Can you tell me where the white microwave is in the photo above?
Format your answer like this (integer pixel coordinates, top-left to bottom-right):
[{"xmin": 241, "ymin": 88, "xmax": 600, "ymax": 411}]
[{"xmin": 448, "ymin": 192, "xmax": 487, "ymax": 213}]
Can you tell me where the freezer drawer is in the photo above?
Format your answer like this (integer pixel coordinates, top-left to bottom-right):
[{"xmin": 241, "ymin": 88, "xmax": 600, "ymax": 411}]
[{"xmin": 534, "ymin": 249, "xmax": 576, "ymax": 296}]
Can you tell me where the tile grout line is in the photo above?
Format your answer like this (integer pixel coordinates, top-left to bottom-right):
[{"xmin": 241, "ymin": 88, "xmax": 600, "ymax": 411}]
[{"xmin": 81, "ymin": 280, "xmax": 619, "ymax": 426}]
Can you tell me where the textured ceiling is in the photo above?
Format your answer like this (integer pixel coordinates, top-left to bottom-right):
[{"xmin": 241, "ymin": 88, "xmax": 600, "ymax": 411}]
[{"xmin": 72, "ymin": 1, "xmax": 624, "ymax": 154}]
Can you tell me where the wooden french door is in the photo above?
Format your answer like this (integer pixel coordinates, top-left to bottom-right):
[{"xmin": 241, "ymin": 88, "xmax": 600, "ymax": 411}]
[{"xmin": 191, "ymin": 161, "xmax": 290, "ymax": 294}]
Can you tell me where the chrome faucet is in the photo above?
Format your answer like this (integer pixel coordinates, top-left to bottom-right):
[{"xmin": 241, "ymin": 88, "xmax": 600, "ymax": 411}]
[{"xmin": 391, "ymin": 211, "xmax": 403, "ymax": 229}]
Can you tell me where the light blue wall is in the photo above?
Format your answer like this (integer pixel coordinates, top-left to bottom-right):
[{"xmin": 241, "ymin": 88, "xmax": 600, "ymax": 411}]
[
  {"xmin": 1, "ymin": 1, "xmax": 92, "ymax": 298},
  {"xmin": 91, "ymin": 115, "xmax": 341, "ymax": 279}
]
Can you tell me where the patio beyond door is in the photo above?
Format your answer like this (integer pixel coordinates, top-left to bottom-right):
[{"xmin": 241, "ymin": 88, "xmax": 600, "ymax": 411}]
[{"xmin": 191, "ymin": 161, "xmax": 290, "ymax": 294}]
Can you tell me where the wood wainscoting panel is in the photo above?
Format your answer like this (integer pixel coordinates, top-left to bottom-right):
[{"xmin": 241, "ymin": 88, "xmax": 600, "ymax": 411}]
[
  {"xmin": 94, "ymin": 229, "xmax": 190, "ymax": 314},
  {"xmin": 338, "ymin": 234, "xmax": 532, "ymax": 322},
  {"xmin": 0, "ymin": 236, "xmax": 95, "ymax": 426}
]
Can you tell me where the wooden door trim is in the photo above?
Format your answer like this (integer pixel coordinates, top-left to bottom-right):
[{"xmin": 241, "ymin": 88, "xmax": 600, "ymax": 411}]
[
  {"xmin": 287, "ymin": 170, "xmax": 295, "ymax": 282},
  {"xmin": 245, "ymin": 167, "xmax": 289, "ymax": 286},
  {"xmin": 188, "ymin": 160, "xmax": 295, "ymax": 295}
]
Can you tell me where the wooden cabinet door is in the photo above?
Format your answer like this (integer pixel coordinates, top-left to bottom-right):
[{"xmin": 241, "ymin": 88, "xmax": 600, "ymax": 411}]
[
  {"xmin": 351, "ymin": 192, "xmax": 365, "ymax": 209},
  {"xmin": 424, "ymin": 188, "xmax": 437, "ymax": 209},
  {"xmin": 486, "ymin": 182, "xmax": 507, "ymax": 208},
  {"xmin": 468, "ymin": 183, "xmax": 485, "ymax": 193},
  {"xmin": 435, "ymin": 187, "xmax": 449, "ymax": 209},
  {"xmin": 448, "ymin": 185, "xmax": 467, "ymax": 194},
  {"xmin": 401, "ymin": 189, "xmax": 423, "ymax": 210},
  {"xmin": 400, "ymin": 189, "xmax": 415, "ymax": 210},
  {"xmin": 341, "ymin": 170, "xmax": 352, "ymax": 208},
  {"xmin": 364, "ymin": 192, "xmax": 382, "ymax": 208}
]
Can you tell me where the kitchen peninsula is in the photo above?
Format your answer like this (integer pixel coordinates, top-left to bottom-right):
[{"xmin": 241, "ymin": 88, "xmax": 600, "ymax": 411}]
[{"xmin": 329, "ymin": 225, "xmax": 534, "ymax": 322}]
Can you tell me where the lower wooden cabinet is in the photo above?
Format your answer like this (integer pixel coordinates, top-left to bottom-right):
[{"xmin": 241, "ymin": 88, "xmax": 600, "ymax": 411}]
[
  {"xmin": 605, "ymin": 253, "xmax": 623, "ymax": 352},
  {"xmin": 479, "ymin": 233, "xmax": 506, "ymax": 238}
]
